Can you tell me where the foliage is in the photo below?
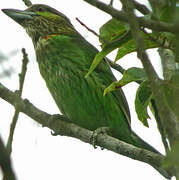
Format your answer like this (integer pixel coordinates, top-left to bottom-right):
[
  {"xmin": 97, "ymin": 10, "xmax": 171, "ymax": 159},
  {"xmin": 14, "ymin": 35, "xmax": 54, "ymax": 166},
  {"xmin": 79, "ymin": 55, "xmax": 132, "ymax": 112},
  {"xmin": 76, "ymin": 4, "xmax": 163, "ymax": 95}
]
[{"xmin": 85, "ymin": 1, "xmax": 179, "ymax": 178}]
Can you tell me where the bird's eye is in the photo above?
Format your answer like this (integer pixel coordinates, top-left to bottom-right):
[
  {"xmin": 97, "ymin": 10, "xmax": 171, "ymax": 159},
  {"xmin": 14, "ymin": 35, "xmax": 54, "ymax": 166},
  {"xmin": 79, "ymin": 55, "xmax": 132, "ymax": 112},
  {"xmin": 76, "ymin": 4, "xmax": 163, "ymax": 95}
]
[{"xmin": 38, "ymin": 7, "xmax": 43, "ymax": 12}]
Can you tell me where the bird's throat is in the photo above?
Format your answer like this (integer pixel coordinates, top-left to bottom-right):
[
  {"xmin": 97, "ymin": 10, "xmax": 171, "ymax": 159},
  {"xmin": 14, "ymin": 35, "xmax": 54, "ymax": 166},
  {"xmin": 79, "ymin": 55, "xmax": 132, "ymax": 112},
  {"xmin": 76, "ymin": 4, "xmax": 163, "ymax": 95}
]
[{"xmin": 43, "ymin": 34, "xmax": 57, "ymax": 40}]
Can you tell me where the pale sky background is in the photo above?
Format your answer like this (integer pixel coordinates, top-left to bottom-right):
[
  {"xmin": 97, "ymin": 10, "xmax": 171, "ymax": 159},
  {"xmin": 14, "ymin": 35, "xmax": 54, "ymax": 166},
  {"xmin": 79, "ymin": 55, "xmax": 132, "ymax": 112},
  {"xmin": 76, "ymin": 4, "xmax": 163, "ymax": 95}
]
[{"xmin": 0, "ymin": 0, "xmax": 171, "ymax": 180}]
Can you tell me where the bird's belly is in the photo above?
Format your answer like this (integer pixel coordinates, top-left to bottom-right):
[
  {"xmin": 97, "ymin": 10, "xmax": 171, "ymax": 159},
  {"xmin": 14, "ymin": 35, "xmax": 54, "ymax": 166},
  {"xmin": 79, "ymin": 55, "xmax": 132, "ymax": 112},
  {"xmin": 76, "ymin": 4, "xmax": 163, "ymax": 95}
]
[
  {"xmin": 42, "ymin": 65, "xmax": 110, "ymax": 130},
  {"xmin": 36, "ymin": 40, "xmax": 128, "ymax": 134}
]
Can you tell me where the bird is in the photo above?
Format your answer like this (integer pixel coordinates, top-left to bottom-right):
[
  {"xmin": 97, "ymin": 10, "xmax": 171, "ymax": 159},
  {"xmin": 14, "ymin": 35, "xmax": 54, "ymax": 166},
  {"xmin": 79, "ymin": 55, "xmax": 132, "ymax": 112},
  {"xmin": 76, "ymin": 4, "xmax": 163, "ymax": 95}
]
[
  {"xmin": 2, "ymin": 4, "xmax": 172, "ymax": 179},
  {"xmin": 2, "ymin": 3, "xmax": 159, "ymax": 156}
]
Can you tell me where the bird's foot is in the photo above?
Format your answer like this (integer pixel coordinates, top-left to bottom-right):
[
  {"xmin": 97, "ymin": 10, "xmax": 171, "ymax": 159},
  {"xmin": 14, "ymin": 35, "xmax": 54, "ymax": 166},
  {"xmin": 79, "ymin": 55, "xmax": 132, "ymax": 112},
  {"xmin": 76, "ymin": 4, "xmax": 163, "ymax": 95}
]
[{"xmin": 90, "ymin": 127, "xmax": 110, "ymax": 149}]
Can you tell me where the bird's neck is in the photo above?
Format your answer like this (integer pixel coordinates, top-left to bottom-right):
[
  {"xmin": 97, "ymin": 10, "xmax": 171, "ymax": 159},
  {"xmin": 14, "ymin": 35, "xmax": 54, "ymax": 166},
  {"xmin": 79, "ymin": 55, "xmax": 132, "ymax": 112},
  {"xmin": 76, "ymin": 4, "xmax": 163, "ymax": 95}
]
[{"xmin": 25, "ymin": 18, "xmax": 78, "ymax": 48}]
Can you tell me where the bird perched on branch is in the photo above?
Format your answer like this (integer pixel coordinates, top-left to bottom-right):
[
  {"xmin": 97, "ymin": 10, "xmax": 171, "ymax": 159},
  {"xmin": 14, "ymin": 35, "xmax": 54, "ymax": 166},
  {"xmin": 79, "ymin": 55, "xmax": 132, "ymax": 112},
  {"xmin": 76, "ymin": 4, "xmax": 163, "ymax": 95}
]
[{"xmin": 2, "ymin": 4, "xmax": 159, "ymax": 154}]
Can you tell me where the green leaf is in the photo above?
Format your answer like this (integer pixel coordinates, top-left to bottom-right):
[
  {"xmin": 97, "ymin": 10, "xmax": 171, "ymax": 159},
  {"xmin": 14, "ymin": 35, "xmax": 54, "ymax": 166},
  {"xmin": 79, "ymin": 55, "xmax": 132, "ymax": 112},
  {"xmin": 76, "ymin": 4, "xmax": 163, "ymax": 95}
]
[
  {"xmin": 103, "ymin": 81, "xmax": 119, "ymax": 96},
  {"xmin": 135, "ymin": 81, "xmax": 152, "ymax": 127},
  {"xmin": 159, "ymin": 6, "xmax": 175, "ymax": 23},
  {"xmin": 115, "ymin": 32, "xmax": 160, "ymax": 61},
  {"xmin": 99, "ymin": 18, "xmax": 129, "ymax": 43},
  {"xmin": 100, "ymin": 18, "xmax": 160, "ymax": 62},
  {"xmin": 119, "ymin": 67, "xmax": 147, "ymax": 84},
  {"xmin": 85, "ymin": 43, "xmax": 118, "ymax": 78},
  {"xmin": 86, "ymin": 18, "xmax": 161, "ymax": 77},
  {"xmin": 158, "ymin": 6, "xmax": 176, "ymax": 45},
  {"xmin": 85, "ymin": 19, "xmax": 132, "ymax": 78},
  {"xmin": 85, "ymin": 31, "xmax": 131, "ymax": 78},
  {"xmin": 103, "ymin": 67, "xmax": 147, "ymax": 95}
]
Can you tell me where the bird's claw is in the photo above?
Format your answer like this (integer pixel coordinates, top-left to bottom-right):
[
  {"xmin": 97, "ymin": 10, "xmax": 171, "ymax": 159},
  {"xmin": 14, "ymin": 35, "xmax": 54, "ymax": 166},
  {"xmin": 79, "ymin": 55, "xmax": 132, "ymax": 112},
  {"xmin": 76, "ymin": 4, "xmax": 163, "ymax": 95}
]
[{"xmin": 90, "ymin": 127, "xmax": 110, "ymax": 149}]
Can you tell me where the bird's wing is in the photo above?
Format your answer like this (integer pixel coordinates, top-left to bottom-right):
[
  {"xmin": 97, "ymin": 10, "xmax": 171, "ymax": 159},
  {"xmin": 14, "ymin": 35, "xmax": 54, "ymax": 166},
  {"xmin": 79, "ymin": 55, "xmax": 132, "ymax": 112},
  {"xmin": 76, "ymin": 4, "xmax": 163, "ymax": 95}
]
[{"xmin": 95, "ymin": 59, "xmax": 131, "ymax": 126}]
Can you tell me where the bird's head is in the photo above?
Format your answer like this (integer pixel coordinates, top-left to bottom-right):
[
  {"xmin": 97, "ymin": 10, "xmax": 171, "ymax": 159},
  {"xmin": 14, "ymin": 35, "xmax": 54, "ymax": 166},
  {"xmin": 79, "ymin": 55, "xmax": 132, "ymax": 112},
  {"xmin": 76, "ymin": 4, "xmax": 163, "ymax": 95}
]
[{"xmin": 2, "ymin": 4, "xmax": 77, "ymax": 44}]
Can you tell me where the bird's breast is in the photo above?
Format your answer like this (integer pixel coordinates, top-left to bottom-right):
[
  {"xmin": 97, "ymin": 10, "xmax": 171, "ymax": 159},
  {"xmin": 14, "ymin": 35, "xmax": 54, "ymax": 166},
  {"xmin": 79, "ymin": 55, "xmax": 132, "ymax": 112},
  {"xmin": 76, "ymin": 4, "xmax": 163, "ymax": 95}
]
[{"xmin": 35, "ymin": 34, "xmax": 58, "ymax": 54}]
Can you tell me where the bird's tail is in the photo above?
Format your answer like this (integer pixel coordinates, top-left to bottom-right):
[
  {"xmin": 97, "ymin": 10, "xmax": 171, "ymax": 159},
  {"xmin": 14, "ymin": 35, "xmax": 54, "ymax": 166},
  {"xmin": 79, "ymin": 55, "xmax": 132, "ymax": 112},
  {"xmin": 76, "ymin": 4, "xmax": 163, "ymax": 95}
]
[
  {"xmin": 129, "ymin": 131, "xmax": 171, "ymax": 179},
  {"xmin": 112, "ymin": 128, "xmax": 160, "ymax": 154}
]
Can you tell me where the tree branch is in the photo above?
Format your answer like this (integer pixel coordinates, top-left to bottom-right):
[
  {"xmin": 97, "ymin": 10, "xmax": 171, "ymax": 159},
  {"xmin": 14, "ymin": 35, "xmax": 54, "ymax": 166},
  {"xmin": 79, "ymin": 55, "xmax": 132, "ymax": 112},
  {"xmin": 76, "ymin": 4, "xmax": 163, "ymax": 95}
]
[
  {"xmin": 125, "ymin": 0, "xmax": 179, "ymax": 147},
  {"xmin": 0, "ymin": 135, "xmax": 16, "ymax": 180},
  {"xmin": 132, "ymin": 0, "xmax": 150, "ymax": 15},
  {"xmin": 0, "ymin": 82, "xmax": 172, "ymax": 179},
  {"xmin": 120, "ymin": 0, "xmax": 179, "ymax": 177},
  {"xmin": 81, "ymin": 0, "xmax": 176, "ymax": 33},
  {"xmin": 109, "ymin": 0, "xmax": 114, "ymax": 7},
  {"xmin": 158, "ymin": 48, "xmax": 176, "ymax": 80}
]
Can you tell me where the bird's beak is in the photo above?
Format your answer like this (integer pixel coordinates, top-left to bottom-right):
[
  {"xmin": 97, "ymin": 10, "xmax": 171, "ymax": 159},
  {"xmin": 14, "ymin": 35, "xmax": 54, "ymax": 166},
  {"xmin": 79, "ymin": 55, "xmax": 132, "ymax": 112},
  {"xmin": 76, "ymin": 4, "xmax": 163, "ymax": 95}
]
[{"xmin": 2, "ymin": 8, "xmax": 37, "ymax": 25}]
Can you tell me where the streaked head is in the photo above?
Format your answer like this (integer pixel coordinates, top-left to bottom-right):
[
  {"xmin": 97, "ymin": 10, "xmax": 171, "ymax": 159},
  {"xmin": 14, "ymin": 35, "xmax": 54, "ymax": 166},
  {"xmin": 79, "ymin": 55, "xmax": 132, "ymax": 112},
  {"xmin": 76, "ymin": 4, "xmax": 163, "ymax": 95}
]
[{"xmin": 2, "ymin": 4, "xmax": 77, "ymax": 44}]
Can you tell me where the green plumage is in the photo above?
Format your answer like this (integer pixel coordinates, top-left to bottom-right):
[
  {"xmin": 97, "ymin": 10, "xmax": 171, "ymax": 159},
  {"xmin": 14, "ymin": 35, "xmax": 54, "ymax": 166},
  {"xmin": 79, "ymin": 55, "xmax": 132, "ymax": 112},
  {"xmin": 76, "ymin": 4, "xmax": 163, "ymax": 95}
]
[
  {"xmin": 38, "ymin": 34, "xmax": 131, "ymax": 140},
  {"xmin": 2, "ymin": 4, "xmax": 159, "ymax": 153}
]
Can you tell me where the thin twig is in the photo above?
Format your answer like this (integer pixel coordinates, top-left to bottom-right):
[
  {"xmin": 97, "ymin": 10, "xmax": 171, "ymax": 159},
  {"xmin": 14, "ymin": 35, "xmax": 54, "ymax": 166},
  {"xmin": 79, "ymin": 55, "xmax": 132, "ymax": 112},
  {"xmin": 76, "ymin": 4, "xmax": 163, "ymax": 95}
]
[
  {"xmin": 6, "ymin": 48, "xmax": 29, "ymax": 155},
  {"xmin": 19, "ymin": 49, "xmax": 28, "ymax": 93},
  {"xmin": 76, "ymin": 17, "xmax": 108, "ymax": 44},
  {"xmin": 109, "ymin": 0, "xmax": 114, "ymax": 6},
  {"xmin": 76, "ymin": 17, "xmax": 126, "ymax": 73},
  {"xmin": 76, "ymin": 17, "xmax": 99, "ymax": 38}
]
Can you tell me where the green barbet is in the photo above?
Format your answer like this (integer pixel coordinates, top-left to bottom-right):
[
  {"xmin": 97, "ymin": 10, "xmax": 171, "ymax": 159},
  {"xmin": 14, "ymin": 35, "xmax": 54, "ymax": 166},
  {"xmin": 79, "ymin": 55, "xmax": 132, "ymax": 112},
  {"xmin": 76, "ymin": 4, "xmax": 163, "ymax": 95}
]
[
  {"xmin": 2, "ymin": 4, "xmax": 171, "ymax": 178},
  {"xmin": 2, "ymin": 3, "xmax": 161, "ymax": 157}
]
